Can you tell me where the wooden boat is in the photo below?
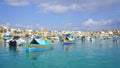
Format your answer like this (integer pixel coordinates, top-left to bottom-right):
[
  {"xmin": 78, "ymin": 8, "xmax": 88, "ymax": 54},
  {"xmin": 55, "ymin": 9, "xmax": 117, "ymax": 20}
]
[
  {"xmin": 62, "ymin": 34, "xmax": 76, "ymax": 45},
  {"xmin": 47, "ymin": 36, "xmax": 59, "ymax": 40},
  {"xmin": 26, "ymin": 39, "xmax": 53, "ymax": 51},
  {"xmin": 9, "ymin": 36, "xmax": 26, "ymax": 46}
]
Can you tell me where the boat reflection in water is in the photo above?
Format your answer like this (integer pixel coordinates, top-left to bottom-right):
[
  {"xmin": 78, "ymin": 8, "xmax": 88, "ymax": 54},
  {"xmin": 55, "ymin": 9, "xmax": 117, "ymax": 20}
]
[
  {"xmin": 26, "ymin": 47, "xmax": 54, "ymax": 60},
  {"xmin": 8, "ymin": 45, "xmax": 25, "ymax": 57},
  {"xmin": 62, "ymin": 44, "xmax": 77, "ymax": 51},
  {"xmin": 9, "ymin": 46, "xmax": 17, "ymax": 52}
]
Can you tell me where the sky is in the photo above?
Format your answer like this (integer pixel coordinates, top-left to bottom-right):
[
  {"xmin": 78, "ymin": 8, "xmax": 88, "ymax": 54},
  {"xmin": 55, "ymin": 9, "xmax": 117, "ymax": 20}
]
[{"xmin": 0, "ymin": 0, "xmax": 120, "ymax": 31}]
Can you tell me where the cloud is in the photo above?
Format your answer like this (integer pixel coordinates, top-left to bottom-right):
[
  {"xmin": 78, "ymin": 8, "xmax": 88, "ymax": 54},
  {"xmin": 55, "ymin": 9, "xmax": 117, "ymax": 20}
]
[
  {"xmin": 81, "ymin": 19, "xmax": 113, "ymax": 31},
  {"xmin": 12, "ymin": 23, "xmax": 44, "ymax": 30},
  {"xmin": 66, "ymin": 22, "xmax": 73, "ymax": 26},
  {"xmin": 37, "ymin": 3, "xmax": 78, "ymax": 13},
  {"xmin": 35, "ymin": 0, "xmax": 120, "ymax": 13},
  {"xmin": 50, "ymin": 19, "xmax": 113, "ymax": 31},
  {"xmin": 83, "ymin": 19, "xmax": 112, "ymax": 26},
  {"xmin": 3, "ymin": 0, "xmax": 120, "ymax": 13},
  {"xmin": 3, "ymin": 22, "xmax": 11, "ymax": 27},
  {"xmin": 5, "ymin": 0, "xmax": 30, "ymax": 6},
  {"xmin": 1, "ymin": 19, "xmax": 119, "ymax": 31}
]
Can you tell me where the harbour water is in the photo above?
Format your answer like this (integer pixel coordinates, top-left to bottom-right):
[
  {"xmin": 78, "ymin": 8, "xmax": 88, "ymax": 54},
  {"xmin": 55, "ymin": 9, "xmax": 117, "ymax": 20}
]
[{"xmin": 0, "ymin": 37, "xmax": 120, "ymax": 68}]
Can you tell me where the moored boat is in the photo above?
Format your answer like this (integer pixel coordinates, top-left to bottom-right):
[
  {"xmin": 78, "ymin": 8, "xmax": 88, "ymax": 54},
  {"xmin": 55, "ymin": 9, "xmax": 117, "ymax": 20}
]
[
  {"xmin": 62, "ymin": 34, "xmax": 76, "ymax": 45},
  {"xmin": 3, "ymin": 33, "xmax": 12, "ymax": 43},
  {"xmin": 0, "ymin": 34, "xmax": 3, "ymax": 39},
  {"xmin": 9, "ymin": 36, "xmax": 26, "ymax": 46},
  {"xmin": 26, "ymin": 38, "xmax": 53, "ymax": 51}
]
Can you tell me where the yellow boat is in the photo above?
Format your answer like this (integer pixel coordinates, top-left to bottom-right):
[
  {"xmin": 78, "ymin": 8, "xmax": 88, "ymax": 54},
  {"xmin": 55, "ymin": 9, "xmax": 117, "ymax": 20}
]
[{"xmin": 0, "ymin": 34, "xmax": 3, "ymax": 39}]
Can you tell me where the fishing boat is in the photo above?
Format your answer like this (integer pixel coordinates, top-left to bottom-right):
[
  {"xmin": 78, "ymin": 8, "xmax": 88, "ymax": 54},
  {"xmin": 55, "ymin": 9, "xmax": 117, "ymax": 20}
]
[
  {"xmin": 3, "ymin": 33, "xmax": 12, "ymax": 43},
  {"xmin": 26, "ymin": 39, "xmax": 53, "ymax": 51},
  {"xmin": 9, "ymin": 36, "xmax": 26, "ymax": 46},
  {"xmin": 0, "ymin": 33, "xmax": 3, "ymax": 39},
  {"xmin": 47, "ymin": 36, "xmax": 59, "ymax": 40},
  {"xmin": 62, "ymin": 34, "xmax": 76, "ymax": 45}
]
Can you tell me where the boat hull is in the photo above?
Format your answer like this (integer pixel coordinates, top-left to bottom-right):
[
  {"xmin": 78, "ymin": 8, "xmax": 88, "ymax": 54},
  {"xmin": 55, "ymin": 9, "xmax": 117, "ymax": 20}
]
[{"xmin": 63, "ymin": 42, "xmax": 76, "ymax": 45}]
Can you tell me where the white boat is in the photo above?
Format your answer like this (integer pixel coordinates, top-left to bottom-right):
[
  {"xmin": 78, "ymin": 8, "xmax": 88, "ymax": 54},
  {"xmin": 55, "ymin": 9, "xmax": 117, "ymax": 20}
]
[
  {"xmin": 9, "ymin": 36, "xmax": 26, "ymax": 46},
  {"xmin": 47, "ymin": 36, "xmax": 59, "ymax": 40}
]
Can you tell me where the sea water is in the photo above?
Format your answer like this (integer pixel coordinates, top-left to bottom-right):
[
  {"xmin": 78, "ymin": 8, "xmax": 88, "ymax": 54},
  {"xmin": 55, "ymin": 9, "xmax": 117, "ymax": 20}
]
[{"xmin": 0, "ymin": 37, "xmax": 120, "ymax": 68}]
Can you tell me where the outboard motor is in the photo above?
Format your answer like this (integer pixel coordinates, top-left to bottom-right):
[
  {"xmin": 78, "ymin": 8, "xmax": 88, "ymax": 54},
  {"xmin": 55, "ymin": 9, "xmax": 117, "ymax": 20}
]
[{"xmin": 9, "ymin": 40, "xmax": 17, "ymax": 46}]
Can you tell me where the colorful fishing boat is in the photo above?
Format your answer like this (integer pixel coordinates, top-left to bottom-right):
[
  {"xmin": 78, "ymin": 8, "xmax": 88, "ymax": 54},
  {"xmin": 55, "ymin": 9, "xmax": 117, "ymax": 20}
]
[
  {"xmin": 3, "ymin": 33, "xmax": 12, "ymax": 43},
  {"xmin": 26, "ymin": 39, "xmax": 53, "ymax": 51},
  {"xmin": 62, "ymin": 34, "xmax": 76, "ymax": 45}
]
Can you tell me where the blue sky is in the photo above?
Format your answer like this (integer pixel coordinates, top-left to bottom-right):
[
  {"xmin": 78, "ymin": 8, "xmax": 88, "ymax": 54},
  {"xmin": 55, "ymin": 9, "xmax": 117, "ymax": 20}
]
[{"xmin": 0, "ymin": 0, "xmax": 120, "ymax": 31}]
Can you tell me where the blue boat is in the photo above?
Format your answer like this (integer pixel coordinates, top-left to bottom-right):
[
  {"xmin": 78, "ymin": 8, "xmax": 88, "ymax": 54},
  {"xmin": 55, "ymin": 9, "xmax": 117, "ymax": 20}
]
[
  {"xmin": 26, "ymin": 39, "xmax": 53, "ymax": 51},
  {"xmin": 3, "ymin": 33, "xmax": 12, "ymax": 43},
  {"xmin": 63, "ymin": 41, "xmax": 76, "ymax": 45},
  {"xmin": 62, "ymin": 34, "xmax": 76, "ymax": 45}
]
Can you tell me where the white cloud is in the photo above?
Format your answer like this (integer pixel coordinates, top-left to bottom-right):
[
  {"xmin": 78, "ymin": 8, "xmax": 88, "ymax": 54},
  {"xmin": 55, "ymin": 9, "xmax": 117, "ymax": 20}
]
[
  {"xmin": 3, "ymin": 0, "xmax": 120, "ymax": 13},
  {"xmin": 0, "ymin": 20, "xmax": 116, "ymax": 31},
  {"xmin": 3, "ymin": 22, "xmax": 10, "ymax": 27},
  {"xmin": 35, "ymin": 0, "xmax": 120, "ymax": 13},
  {"xmin": 80, "ymin": 19, "xmax": 113, "ymax": 31},
  {"xmin": 83, "ymin": 19, "xmax": 112, "ymax": 26},
  {"xmin": 66, "ymin": 22, "xmax": 73, "ymax": 26},
  {"xmin": 83, "ymin": 19, "xmax": 95, "ymax": 26},
  {"xmin": 14, "ymin": 24, "xmax": 26, "ymax": 28},
  {"xmin": 13, "ymin": 23, "xmax": 45, "ymax": 30},
  {"xmin": 5, "ymin": 0, "xmax": 30, "ymax": 6},
  {"xmin": 38, "ymin": 3, "xmax": 78, "ymax": 13}
]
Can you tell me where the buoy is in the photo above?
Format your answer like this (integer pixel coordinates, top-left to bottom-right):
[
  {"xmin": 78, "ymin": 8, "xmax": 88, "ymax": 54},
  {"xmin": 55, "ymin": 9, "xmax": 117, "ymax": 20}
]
[{"xmin": 51, "ymin": 40, "xmax": 55, "ymax": 45}]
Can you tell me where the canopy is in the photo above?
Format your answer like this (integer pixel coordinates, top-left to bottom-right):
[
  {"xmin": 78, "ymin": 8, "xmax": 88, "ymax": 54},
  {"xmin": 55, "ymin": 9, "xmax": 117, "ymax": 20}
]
[{"xmin": 30, "ymin": 39, "xmax": 50, "ymax": 45}]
